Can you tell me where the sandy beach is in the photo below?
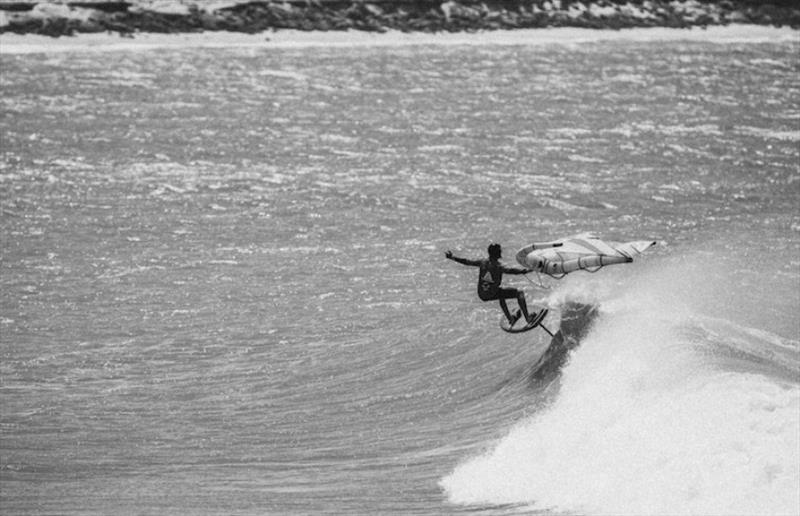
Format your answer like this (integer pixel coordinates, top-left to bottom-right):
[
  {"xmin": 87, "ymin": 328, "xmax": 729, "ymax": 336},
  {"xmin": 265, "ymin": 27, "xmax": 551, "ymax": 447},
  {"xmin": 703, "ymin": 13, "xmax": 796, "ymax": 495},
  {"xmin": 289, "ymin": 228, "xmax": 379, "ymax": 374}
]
[{"xmin": 1, "ymin": 24, "xmax": 797, "ymax": 54}]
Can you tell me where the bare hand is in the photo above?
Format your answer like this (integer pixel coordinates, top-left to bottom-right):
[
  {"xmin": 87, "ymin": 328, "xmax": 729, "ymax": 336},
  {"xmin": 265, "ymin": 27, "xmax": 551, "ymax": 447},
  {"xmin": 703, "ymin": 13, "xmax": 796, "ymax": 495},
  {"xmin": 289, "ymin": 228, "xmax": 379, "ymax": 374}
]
[{"xmin": 445, "ymin": 250, "xmax": 453, "ymax": 259}]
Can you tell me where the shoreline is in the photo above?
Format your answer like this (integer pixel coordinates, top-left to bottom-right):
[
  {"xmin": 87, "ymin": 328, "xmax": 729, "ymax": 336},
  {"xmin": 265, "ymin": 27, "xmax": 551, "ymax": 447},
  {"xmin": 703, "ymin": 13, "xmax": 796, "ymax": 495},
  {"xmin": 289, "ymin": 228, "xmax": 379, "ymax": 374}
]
[
  {"xmin": 0, "ymin": 1, "xmax": 798, "ymax": 39},
  {"xmin": 1, "ymin": 24, "xmax": 797, "ymax": 54}
]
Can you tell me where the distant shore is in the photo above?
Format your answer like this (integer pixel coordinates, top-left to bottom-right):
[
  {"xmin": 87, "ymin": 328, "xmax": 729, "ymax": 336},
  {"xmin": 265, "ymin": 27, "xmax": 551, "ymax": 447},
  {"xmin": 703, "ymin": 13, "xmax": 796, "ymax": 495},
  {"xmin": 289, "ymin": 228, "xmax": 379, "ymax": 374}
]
[
  {"xmin": 2, "ymin": 25, "xmax": 797, "ymax": 55},
  {"xmin": 0, "ymin": 1, "xmax": 798, "ymax": 39}
]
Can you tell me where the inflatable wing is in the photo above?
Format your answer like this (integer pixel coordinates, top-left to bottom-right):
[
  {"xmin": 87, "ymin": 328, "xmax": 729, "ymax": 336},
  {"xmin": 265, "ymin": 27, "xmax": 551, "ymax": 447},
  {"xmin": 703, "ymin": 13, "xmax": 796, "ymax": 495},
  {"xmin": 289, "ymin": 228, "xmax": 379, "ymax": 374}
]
[{"xmin": 516, "ymin": 233, "xmax": 656, "ymax": 278}]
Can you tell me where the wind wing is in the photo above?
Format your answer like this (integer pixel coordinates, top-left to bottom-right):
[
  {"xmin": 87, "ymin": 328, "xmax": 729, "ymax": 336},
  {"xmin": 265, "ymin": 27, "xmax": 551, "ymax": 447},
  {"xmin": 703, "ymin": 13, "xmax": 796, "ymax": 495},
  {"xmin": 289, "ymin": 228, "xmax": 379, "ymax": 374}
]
[{"xmin": 516, "ymin": 234, "xmax": 656, "ymax": 277}]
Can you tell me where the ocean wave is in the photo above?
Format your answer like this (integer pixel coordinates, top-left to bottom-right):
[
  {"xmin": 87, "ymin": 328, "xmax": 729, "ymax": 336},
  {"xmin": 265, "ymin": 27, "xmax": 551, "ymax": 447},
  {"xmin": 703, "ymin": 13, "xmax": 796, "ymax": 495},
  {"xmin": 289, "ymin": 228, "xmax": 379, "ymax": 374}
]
[{"xmin": 442, "ymin": 254, "xmax": 800, "ymax": 515}]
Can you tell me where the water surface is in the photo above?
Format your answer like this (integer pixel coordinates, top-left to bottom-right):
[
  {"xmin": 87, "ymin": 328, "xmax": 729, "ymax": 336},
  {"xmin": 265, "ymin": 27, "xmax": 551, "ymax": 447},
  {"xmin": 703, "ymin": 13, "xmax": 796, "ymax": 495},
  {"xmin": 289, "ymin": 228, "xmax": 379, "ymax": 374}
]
[{"xmin": 1, "ymin": 29, "xmax": 798, "ymax": 515}]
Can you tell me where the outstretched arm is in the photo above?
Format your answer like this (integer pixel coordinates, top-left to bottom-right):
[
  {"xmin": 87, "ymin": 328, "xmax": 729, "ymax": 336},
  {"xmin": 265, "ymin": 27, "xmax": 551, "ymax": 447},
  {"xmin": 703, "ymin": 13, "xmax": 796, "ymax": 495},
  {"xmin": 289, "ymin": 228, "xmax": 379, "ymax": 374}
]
[
  {"xmin": 501, "ymin": 263, "xmax": 532, "ymax": 275},
  {"xmin": 445, "ymin": 250, "xmax": 481, "ymax": 267}
]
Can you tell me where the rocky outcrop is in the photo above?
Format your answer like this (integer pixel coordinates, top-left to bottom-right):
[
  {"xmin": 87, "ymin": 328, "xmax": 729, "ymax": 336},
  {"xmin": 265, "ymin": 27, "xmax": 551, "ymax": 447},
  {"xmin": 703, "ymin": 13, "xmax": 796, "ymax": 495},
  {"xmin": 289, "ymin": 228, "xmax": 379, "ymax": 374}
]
[{"xmin": 1, "ymin": 1, "xmax": 798, "ymax": 38}]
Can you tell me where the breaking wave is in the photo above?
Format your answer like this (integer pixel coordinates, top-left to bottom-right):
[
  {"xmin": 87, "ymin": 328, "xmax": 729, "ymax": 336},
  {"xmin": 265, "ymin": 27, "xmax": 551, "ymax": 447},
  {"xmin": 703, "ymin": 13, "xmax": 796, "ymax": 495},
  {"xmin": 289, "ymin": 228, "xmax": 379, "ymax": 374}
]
[{"xmin": 442, "ymin": 255, "xmax": 800, "ymax": 516}]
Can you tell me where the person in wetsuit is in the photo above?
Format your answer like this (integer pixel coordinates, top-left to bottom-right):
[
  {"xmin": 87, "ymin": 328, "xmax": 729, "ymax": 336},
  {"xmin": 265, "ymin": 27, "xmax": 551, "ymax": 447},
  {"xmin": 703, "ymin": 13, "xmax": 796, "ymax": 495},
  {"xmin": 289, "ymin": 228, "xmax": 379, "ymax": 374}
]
[{"xmin": 445, "ymin": 243, "xmax": 537, "ymax": 325}]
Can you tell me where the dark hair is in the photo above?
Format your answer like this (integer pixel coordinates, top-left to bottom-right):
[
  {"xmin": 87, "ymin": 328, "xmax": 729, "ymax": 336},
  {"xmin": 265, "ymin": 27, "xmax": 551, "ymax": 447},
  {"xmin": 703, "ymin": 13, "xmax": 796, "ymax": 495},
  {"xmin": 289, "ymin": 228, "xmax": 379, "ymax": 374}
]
[{"xmin": 487, "ymin": 243, "xmax": 502, "ymax": 259}]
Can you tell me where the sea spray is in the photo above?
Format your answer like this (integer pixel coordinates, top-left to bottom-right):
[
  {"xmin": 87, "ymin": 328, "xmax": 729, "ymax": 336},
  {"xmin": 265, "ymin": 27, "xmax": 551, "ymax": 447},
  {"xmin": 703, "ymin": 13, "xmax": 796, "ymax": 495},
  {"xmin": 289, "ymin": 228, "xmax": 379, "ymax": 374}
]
[{"xmin": 442, "ymin": 256, "xmax": 800, "ymax": 515}]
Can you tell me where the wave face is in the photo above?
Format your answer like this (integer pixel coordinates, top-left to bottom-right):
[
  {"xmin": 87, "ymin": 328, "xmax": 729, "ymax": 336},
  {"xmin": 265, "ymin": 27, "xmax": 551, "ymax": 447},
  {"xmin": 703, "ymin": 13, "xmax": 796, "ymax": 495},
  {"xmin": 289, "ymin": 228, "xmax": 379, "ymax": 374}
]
[{"xmin": 442, "ymin": 256, "xmax": 800, "ymax": 515}]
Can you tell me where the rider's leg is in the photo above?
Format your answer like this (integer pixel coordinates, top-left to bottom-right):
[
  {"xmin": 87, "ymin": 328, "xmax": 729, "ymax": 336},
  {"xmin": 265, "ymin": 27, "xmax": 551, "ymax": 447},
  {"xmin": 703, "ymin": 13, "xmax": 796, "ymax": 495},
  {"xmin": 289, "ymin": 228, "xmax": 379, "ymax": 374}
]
[
  {"xmin": 498, "ymin": 298, "xmax": 515, "ymax": 323},
  {"xmin": 496, "ymin": 289, "xmax": 524, "ymax": 324},
  {"xmin": 516, "ymin": 291, "xmax": 532, "ymax": 322}
]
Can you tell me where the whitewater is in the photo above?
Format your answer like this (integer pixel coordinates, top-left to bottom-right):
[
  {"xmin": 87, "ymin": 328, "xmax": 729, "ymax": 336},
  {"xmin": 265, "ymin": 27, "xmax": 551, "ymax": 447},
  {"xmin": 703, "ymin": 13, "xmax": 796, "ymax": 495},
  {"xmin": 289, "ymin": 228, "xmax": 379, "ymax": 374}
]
[
  {"xmin": 442, "ymin": 255, "xmax": 800, "ymax": 515},
  {"xmin": 1, "ymin": 26, "xmax": 798, "ymax": 516}
]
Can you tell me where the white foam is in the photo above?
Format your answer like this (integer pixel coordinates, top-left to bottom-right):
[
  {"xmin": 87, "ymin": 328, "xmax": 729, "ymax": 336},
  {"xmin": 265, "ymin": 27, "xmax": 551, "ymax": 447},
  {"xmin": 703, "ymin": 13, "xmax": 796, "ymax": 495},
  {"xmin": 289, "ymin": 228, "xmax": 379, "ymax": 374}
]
[
  {"xmin": 1, "ymin": 25, "xmax": 797, "ymax": 55},
  {"xmin": 443, "ymin": 316, "xmax": 800, "ymax": 514},
  {"xmin": 442, "ymin": 257, "xmax": 800, "ymax": 516}
]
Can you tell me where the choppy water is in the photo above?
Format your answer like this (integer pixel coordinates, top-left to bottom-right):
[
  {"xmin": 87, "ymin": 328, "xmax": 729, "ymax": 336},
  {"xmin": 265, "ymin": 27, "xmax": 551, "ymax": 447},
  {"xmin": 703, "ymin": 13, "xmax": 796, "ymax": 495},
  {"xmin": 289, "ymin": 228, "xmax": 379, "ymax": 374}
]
[{"xmin": 1, "ymin": 29, "xmax": 799, "ymax": 515}]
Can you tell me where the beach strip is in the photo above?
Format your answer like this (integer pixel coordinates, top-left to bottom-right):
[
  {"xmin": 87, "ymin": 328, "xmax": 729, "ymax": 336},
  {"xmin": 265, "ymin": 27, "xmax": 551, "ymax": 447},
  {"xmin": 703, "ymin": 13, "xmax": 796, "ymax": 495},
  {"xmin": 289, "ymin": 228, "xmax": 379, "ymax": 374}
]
[{"xmin": 1, "ymin": 24, "xmax": 798, "ymax": 54}]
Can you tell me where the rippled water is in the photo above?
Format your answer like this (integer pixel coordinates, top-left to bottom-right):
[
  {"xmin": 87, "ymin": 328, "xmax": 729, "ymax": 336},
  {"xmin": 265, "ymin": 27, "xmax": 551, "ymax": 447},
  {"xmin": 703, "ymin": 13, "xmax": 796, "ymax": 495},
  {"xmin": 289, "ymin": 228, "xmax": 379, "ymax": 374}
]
[{"xmin": 1, "ymin": 30, "xmax": 799, "ymax": 515}]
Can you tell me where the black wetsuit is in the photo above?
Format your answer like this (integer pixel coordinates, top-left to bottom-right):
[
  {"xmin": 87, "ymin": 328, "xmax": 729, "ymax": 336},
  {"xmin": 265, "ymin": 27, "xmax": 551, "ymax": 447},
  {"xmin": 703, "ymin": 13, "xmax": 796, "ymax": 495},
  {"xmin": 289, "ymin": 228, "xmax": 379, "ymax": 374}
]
[{"xmin": 449, "ymin": 257, "xmax": 529, "ymax": 302}]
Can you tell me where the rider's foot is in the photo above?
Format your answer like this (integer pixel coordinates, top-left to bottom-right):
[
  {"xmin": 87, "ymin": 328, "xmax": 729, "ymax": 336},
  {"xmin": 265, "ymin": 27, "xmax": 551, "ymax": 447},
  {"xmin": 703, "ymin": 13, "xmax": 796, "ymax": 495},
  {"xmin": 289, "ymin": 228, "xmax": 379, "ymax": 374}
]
[{"xmin": 508, "ymin": 309, "xmax": 522, "ymax": 326}]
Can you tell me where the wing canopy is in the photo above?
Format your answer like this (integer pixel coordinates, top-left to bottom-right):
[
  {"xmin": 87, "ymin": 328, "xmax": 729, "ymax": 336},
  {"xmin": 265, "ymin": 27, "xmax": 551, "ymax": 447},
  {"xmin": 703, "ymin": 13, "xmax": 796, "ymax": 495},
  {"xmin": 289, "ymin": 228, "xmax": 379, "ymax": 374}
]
[{"xmin": 516, "ymin": 233, "xmax": 656, "ymax": 278}]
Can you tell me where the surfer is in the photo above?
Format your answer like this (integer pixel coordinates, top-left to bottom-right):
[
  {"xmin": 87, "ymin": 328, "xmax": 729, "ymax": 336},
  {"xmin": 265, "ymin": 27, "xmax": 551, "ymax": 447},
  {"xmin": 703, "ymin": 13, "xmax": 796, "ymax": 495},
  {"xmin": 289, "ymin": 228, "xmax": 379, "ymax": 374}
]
[{"xmin": 445, "ymin": 243, "xmax": 538, "ymax": 325}]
